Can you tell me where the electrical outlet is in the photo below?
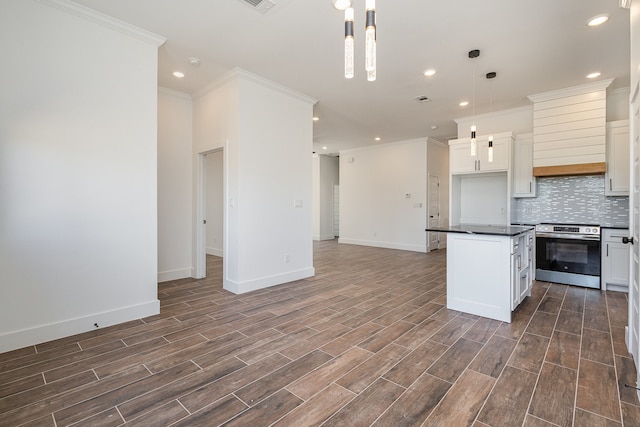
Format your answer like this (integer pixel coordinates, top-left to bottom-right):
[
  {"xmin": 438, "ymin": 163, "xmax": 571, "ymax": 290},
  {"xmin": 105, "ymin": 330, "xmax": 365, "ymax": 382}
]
[{"xmin": 284, "ymin": 253, "xmax": 290, "ymax": 263}]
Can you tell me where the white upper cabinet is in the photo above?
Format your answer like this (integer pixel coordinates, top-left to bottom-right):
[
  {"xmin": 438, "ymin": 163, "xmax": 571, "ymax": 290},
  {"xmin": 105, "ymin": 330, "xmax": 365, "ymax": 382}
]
[
  {"xmin": 512, "ymin": 133, "xmax": 536, "ymax": 198},
  {"xmin": 449, "ymin": 131, "xmax": 512, "ymax": 174},
  {"xmin": 605, "ymin": 120, "xmax": 630, "ymax": 196}
]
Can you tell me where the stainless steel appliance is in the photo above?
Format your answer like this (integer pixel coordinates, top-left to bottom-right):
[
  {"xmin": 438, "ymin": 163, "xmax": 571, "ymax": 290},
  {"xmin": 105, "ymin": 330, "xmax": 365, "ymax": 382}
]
[{"xmin": 535, "ymin": 223, "xmax": 601, "ymax": 288}]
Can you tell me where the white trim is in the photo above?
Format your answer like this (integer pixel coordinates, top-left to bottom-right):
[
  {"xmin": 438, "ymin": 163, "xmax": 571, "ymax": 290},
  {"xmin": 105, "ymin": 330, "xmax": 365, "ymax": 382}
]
[
  {"xmin": 206, "ymin": 247, "xmax": 224, "ymax": 257},
  {"xmin": 194, "ymin": 68, "xmax": 318, "ymax": 105},
  {"xmin": 223, "ymin": 268, "xmax": 315, "ymax": 294},
  {"xmin": 338, "ymin": 238, "xmax": 428, "ymax": 253},
  {"xmin": 0, "ymin": 300, "xmax": 160, "ymax": 353},
  {"xmin": 340, "ymin": 137, "xmax": 427, "ymax": 155},
  {"xmin": 36, "ymin": 0, "xmax": 166, "ymax": 46},
  {"xmin": 313, "ymin": 234, "xmax": 337, "ymax": 241},
  {"xmin": 454, "ymin": 105, "xmax": 533, "ymax": 125},
  {"xmin": 528, "ymin": 79, "xmax": 614, "ymax": 103},
  {"xmin": 158, "ymin": 268, "xmax": 192, "ymax": 283},
  {"xmin": 158, "ymin": 86, "xmax": 192, "ymax": 100}
]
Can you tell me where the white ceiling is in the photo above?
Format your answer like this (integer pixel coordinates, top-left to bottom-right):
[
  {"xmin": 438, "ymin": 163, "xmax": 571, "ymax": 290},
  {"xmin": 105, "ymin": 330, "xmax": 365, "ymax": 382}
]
[{"xmin": 72, "ymin": 0, "xmax": 630, "ymax": 154}]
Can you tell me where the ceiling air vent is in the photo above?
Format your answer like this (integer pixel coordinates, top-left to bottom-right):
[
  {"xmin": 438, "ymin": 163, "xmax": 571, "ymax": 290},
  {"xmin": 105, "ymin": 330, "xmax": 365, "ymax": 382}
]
[
  {"xmin": 414, "ymin": 95, "xmax": 431, "ymax": 103},
  {"xmin": 240, "ymin": 0, "xmax": 276, "ymax": 13}
]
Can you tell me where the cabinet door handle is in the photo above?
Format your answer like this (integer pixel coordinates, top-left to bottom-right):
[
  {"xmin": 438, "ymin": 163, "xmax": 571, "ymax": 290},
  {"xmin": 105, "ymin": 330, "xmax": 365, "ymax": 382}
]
[
  {"xmin": 529, "ymin": 182, "xmax": 532, "ymax": 192},
  {"xmin": 607, "ymin": 243, "xmax": 609, "ymax": 257},
  {"xmin": 610, "ymin": 178, "xmax": 612, "ymax": 191}
]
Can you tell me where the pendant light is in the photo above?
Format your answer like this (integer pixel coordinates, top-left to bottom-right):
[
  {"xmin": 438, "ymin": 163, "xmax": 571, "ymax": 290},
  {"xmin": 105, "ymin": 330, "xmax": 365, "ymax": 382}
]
[
  {"xmin": 365, "ymin": 0, "xmax": 376, "ymax": 81},
  {"xmin": 344, "ymin": 7, "xmax": 355, "ymax": 78},
  {"xmin": 339, "ymin": 0, "xmax": 376, "ymax": 81},
  {"xmin": 486, "ymin": 71, "xmax": 496, "ymax": 162},
  {"xmin": 468, "ymin": 49, "xmax": 480, "ymax": 156}
]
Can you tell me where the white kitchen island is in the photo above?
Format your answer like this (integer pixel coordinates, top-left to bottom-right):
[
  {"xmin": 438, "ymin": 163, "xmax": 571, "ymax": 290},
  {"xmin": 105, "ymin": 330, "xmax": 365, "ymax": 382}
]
[{"xmin": 426, "ymin": 225, "xmax": 534, "ymax": 323}]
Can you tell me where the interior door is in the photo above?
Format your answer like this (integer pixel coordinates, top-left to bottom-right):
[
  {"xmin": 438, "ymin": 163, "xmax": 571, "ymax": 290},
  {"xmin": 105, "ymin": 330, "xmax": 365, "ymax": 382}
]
[
  {"xmin": 428, "ymin": 174, "xmax": 440, "ymax": 251},
  {"xmin": 629, "ymin": 83, "xmax": 640, "ymax": 369}
]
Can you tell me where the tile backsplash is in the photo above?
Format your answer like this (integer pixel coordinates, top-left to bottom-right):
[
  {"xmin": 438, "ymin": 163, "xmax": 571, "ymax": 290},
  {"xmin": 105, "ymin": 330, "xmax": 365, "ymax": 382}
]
[{"xmin": 512, "ymin": 175, "xmax": 629, "ymax": 227}]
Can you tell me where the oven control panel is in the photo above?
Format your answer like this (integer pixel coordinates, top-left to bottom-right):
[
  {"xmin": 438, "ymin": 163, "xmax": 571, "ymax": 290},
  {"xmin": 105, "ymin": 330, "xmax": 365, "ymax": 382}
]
[{"xmin": 535, "ymin": 223, "xmax": 600, "ymax": 235}]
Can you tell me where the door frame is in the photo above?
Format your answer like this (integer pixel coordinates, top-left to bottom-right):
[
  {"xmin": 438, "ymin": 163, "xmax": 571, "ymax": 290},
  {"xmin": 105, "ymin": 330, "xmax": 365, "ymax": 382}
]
[{"xmin": 628, "ymin": 81, "xmax": 640, "ymax": 399}]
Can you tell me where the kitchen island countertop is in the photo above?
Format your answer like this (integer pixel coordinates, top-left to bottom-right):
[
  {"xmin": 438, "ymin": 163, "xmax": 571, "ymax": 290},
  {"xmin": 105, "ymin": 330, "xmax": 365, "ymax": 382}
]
[{"xmin": 426, "ymin": 224, "xmax": 534, "ymax": 237}]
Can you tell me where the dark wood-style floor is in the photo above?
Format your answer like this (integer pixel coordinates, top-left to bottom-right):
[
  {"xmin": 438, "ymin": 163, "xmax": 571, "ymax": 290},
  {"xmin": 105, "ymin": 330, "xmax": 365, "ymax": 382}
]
[{"xmin": 2, "ymin": 239, "xmax": 640, "ymax": 426}]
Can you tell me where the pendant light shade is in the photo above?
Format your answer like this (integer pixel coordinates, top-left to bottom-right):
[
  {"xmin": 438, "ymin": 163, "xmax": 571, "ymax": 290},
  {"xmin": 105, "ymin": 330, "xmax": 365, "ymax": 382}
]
[
  {"xmin": 365, "ymin": 0, "xmax": 376, "ymax": 76},
  {"xmin": 339, "ymin": 0, "xmax": 377, "ymax": 81},
  {"xmin": 470, "ymin": 125, "xmax": 477, "ymax": 156},
  {"xmin": 468, "ymin": 49, "xmax": 480, "ymax": 155},
  {"xmin": 488, "ymin": 135, "xmax": 494, "ymax": 162},
  {"xmin": 344, "ymin": 7, "xmax": 354, "ymax": 78}
]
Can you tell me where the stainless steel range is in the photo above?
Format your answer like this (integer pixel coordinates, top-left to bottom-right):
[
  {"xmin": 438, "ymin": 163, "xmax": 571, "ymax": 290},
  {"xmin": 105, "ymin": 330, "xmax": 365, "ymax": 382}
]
[{"xmin": 535, "ymin": 223, "xmax": 601, "ymax": 288}]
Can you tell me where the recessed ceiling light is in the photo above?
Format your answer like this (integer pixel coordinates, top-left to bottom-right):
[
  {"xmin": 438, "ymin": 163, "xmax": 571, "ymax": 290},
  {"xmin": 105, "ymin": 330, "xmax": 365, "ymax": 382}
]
[
  {"xmin": 459, "ymin": 101, "xmax": 469, "ymax": 107},
  {"xmin": 587, "ymin": 14, "xmax": 609, "ymax": 27},
  {"xmin": 173, "ymin": 71, "xmax": 185, "ymax": 78},
  {"xmin": 322, "ymin": 146, "xmax": 328, "ymax": 150},
  {"xmin": 424, "ymin": 69, "xmax": 437, "ymax": 77},
  {"xmin": 587, "ymin": 72, "xmax": 602, "ymax": 79},
  {"xmin": 333, "ymin": 0, "xmax": 352, "ymax": 11},
  {"xmin": 312, "ymin": 116, "xmax": 320, "ymax": 121},
  {"xmin": 374, "ymin": 137, "xmax": 381, "ymax": 141}
]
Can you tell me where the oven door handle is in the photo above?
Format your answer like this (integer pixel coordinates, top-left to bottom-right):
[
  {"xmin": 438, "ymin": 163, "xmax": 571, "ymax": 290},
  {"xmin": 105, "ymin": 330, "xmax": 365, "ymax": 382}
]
[{"xmin": 536, "ymin": 232, "xmax": 600, "ymax": 241}]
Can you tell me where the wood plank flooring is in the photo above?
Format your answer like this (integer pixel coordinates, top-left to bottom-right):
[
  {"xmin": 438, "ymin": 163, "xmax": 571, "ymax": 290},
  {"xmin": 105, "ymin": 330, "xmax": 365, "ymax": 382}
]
[{"xmin": 2, "ymin": 239, "xmax": 640, "ymax": 426}]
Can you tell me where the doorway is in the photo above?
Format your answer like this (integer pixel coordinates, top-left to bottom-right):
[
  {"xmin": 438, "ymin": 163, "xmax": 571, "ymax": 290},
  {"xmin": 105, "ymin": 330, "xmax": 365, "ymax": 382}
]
[
  {"xmin": 428, "ymin": 173, "xmax": 441, "ymax": 251},
  {"xmin": 195, "ymin": 148, "xmax": 224, "ymax": 279}
]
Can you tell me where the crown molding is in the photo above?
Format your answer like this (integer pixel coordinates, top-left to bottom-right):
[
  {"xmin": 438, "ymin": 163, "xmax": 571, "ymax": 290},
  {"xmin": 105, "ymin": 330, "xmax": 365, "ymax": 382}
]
[
  {"xmin": 158, "ymin": 86, "xmax": 192, "ymax": 100},
  {"xmin": 453, "ymin": 105, "xmax": 533, "ymax": 124},
  {"xmin": 528, "ymin": 78, "xmax": 614, "ymax": 103},
  {"xmin": 36, "ymin": 0, "xmax": 166, "ymax": 46},
  {"xmin": 194, "ymin": 68, "xmax": 317, "ymax": 105}
]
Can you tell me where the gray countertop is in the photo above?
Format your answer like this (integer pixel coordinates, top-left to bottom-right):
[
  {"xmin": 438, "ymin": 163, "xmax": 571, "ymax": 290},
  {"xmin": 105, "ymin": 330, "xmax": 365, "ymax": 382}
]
[{"xmin": 426, "ymin": 224, "xmax": 535, "ymax": 237}]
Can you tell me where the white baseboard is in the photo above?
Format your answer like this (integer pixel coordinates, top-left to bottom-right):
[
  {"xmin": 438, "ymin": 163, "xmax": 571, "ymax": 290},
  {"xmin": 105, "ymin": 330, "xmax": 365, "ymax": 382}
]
[
  {"xmin": 0, "ymin": 300, "xmax": 160, "ymax": 354},
  {"xmin": 206, "ymin": 247, "xmax": 224, "ymax": 257},
  {"xmin": 223, "ymin": 267, "xmax": 315, "ymax": 294},
  {"xmin": 313, "ymin": 235, "xmax": 336, "ymax": 241},
  {"xmin": 158, "ymin": 267, "xmax": 192, "ymax": 283},
  {"xmin": 338, "ymin": 237, "xmax": 427, "ymax": 253}
]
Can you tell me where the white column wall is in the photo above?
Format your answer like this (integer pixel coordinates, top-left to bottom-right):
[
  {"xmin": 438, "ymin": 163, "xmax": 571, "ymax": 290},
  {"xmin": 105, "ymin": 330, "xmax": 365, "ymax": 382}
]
[
  {"xmin": 158, "ymin": 88, "xmax": 194, "ymax": 281},
  {"xmin": 193, "ymin": 69, "xmax": 316, "ymax": 294},
  {"xmin": 0, "ymin": 0, "xmax": 164, "ymax": 352},
  {"xmin": 339, "ymin": 139, "xmax": 429, "ymax": 252},
  {"xmin": 232, "ymin": 73, "xmax": 315, "ymax": 292}
]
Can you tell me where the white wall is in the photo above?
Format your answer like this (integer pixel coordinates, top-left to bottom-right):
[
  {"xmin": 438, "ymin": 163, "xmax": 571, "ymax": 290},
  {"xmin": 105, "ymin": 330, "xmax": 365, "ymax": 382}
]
[
  {"xmin": 455, "ymin": 106, "xmax": 534, "ymax": 139},
  {"xmin": 312, "ymin": 154, "xmax": 339, "ymax": 241},
  {"xmin": 339, "ymin": 139, "xmax": 430, "ymax": 252},
  {"xmin": 193, "ymin": 69, "xmax": 316, "ymax": 294},
  {"xmin": 158, "ymin": 88, "xmax": 194, "ymax": 281},
  {"xmin": 206, "ymin": 150, "xmax": 224, "ymax": 256},
  {"xmin": 0, "ymin": 0, "xmax": 164, "ymax": 352}
]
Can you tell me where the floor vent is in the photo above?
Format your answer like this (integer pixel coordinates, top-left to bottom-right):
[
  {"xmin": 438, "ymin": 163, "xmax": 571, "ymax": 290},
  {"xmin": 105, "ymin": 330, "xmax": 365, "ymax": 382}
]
[{"xmin": 240, "ymin": 0, "xmax": 276, "ymax": 13}]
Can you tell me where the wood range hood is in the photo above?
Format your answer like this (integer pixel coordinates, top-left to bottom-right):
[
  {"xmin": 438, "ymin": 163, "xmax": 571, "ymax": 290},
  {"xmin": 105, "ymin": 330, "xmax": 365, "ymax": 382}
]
[{"xmin": 532, "ymin": 162, "xmax": 606, "ymax": 177}]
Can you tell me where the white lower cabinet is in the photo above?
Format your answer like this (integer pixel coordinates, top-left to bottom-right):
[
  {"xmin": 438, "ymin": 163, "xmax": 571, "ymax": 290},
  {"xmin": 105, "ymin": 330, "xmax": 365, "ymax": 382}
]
[
  {"xmin": 447, "ymin": 230, "xmax": 533, "ymax": 322},
  {"xmin": 601, "ymin": 228, "xmax": 630, "ymax": 292}
]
